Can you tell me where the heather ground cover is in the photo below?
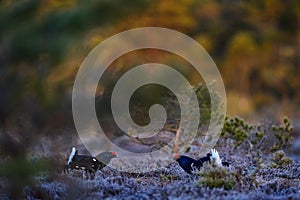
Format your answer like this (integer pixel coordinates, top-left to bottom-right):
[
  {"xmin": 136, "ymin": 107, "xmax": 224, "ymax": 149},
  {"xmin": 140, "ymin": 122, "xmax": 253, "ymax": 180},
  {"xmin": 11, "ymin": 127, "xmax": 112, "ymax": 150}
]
[{"xmin": 2, "ymin": 117, "xmax": 299, "ymax": 200}]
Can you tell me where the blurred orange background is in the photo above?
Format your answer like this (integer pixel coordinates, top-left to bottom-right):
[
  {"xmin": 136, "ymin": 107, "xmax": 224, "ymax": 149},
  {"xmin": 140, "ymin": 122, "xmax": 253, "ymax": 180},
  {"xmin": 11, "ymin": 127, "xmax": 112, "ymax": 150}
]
[{"xmin": 0, "ymin": 0, "xmax": 299, "ymax": 147}]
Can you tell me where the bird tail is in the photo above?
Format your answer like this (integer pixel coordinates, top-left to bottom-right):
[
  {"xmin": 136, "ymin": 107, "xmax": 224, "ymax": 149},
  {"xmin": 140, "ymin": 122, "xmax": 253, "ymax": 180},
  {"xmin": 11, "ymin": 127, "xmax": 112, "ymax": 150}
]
[
  {"xmin": 67, "ymin": 147, "xmax": 77, "ymax": 164},
  {"xmin": 210, "ymin": 148, "xmax": 222, "ymax": 166}
]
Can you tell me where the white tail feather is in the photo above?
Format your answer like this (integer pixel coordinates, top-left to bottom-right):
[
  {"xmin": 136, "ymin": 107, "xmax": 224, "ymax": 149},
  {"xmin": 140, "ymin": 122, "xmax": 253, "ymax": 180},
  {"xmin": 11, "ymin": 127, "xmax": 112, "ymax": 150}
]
[
  {"xmin": 210, "ymin": 148, "xmax": 222, "ymax": 166},
  {"xmin": 68, "ymin": 147, "xmax": 76, "ymax": 164}
]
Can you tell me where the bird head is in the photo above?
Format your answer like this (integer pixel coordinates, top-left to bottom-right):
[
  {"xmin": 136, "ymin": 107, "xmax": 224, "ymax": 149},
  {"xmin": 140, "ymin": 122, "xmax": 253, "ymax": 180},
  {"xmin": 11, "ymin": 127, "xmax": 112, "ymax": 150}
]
[
  {"xmin": 174, "ymin": 153, "xmax": 181, "ymax": 160},
  {"xmin": 111, "ymin": 151, "xmax": 117, "ymax": 157},
  {"xmin": 207, "ymin": 152, "xmax": 212, "ymax": 158},
  {"xmin": 96, "ymin": 151, "xmax": 117, "ymax": 164}
]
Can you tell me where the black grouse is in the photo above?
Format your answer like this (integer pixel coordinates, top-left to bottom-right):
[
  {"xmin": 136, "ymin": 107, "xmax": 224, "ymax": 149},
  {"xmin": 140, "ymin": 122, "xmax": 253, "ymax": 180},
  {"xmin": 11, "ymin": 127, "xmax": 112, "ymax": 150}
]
[
  {"xmin": 65, "ymin": 147, "xmax": 117, "ymax": 173},
  {"xmin": 175, "ymin": 148, "xmax": 229, "ymax": 174}
]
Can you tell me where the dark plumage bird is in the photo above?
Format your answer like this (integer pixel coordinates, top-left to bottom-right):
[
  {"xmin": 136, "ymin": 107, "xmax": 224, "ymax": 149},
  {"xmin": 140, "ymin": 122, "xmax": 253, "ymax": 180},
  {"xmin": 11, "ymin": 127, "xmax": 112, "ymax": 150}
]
[
  {"xmin": 65, "ymin": 147, "xmax": 117, "ymax": 173},
  {"xmin": 175, "ymin": 149, "xmax": 230, "ymax": 174},
  {"xmin": 175, "ymin": 155, "xmax": 203, "ymax": 174}
]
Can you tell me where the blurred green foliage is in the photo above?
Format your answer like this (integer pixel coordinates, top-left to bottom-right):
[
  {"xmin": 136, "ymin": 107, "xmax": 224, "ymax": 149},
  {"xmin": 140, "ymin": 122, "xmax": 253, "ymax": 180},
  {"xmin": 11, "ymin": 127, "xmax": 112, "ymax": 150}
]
[
  {"xmin": 220, "ymin": 116, "xmax": 293, "ymax": 151},
  {"xmin": 197, "ymin": 165, "xmax": 237, "ymax": 190},
  {"xmin": 0, "ymin": 157, "xmax": 49, "ymax": 198},
  {"xmin": 1, "ymin": 0, "xmax": 299, "ymax": 141},
  {"xmin": 270, "ymin": 150, "xmax": 293, "ymax": 168}
]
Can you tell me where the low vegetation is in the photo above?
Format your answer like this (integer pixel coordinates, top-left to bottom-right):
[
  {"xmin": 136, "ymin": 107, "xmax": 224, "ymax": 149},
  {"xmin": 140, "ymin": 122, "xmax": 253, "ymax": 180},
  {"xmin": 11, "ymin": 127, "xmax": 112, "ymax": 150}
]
[{"xmin": 1, "ymin": 116, "xmax": 298, "ymax": 199}]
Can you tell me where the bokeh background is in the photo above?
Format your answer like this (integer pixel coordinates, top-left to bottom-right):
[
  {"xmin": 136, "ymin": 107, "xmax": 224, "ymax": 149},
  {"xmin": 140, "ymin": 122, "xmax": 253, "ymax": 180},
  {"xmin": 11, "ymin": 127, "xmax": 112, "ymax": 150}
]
[{"xmin": 0, "ymin": 0, "xmax": 300, "ymax": 197}]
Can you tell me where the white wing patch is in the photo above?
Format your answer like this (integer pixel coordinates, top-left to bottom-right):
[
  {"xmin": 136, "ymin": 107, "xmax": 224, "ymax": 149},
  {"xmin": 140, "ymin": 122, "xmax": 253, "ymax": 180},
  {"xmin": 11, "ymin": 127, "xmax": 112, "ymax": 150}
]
[
  {"xmin": 210, "ymin": 148, "xmax": 222, "ymax": 166},
  {"xmin": 68, "ymin": 147, "xmax": 76, "ymax": 164}
]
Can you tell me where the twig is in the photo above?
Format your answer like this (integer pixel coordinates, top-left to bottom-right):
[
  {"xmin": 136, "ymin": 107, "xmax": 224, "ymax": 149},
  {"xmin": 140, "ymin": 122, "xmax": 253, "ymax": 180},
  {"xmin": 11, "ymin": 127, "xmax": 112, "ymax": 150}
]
[{"xmin": 174, "ymin": 124, "xmax": 182, "ymax": 154}]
